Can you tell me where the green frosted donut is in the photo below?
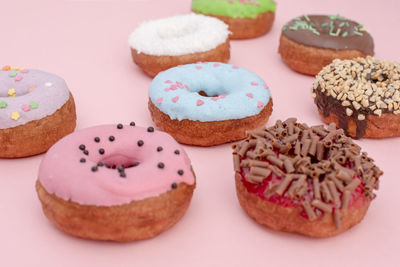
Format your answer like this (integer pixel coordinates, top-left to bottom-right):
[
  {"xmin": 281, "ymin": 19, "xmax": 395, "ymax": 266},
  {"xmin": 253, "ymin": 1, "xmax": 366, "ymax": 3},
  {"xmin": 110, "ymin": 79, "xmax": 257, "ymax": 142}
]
[{"xmin": 192, "ymin": 0, "xmax": 276, "ymax": 19}]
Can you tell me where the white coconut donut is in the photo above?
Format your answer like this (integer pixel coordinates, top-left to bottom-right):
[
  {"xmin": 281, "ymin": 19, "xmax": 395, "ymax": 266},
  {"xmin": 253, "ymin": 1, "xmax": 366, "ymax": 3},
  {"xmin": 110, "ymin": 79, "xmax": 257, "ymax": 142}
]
[{"xmin": 128, "ymin": 13, "xmax": 231, "ymax": 77}]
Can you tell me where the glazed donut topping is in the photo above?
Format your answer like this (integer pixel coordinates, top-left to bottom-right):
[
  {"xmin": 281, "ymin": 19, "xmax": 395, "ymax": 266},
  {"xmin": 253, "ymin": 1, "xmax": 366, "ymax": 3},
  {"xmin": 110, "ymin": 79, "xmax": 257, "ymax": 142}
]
[
  {"xmin": 233, "ymin": 118, "xmax": 382, "ymax": 228},
  {"xmin": 282, "ymin": 15, "xmax": 374, "ymax": 54},
  {"xmin": 312, "ymin": 56, "xmax": 400, "ymax": 138}
]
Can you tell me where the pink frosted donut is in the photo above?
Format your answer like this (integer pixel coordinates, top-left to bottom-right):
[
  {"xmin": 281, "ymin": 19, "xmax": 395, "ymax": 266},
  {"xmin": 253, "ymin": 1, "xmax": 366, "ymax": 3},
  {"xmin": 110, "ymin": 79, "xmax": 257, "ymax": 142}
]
[{"xmin": 36, "ymin": 123, "xmax": 196, "ymax": 241}]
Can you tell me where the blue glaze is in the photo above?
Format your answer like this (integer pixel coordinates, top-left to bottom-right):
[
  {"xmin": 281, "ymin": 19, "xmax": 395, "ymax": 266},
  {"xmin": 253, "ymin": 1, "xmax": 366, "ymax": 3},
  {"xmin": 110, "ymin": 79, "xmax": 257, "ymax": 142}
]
[{"xmin": 148, "ymin": 62, "xmax": 272, "ymax": 122}]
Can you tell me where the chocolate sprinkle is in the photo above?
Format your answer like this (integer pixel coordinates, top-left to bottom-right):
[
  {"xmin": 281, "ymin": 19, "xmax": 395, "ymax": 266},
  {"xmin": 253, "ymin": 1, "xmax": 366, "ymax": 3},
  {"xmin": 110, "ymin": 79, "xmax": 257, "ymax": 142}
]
[
  {"xmin": 94, "ymin": 137, "xmax": 100, "ymax": 143},
  {"xmin": 232, "ymin": 118, "xmax": 383, "ymax": 228},
  {"xmin": 99, "ymin": 148, "xmax": 105, "ymax": 155},
  {"xmin": 83, "ymin": 150, "xmax": 89, "ymax": 155},
  {"xmin": 174, "ymin": 150, "xmax": 180, "ymax": 155},
  {"xmin": 79, "ymin": 144, "xmax": 85, "ymax": 150},
  {"xmin": 137, "ymin": 140, "xmax": 144, "ymax": 146},
  {"xmin": 147, "ymin": 126, "xmax": 154, "ymax": 132},
  {"xmin": 109, "ymin": 136, "xmax": 115, "ymax": 142},
  {"xmin": 130, "ymin": 121, "xmax": 136, "ymax": 126},
  {"xmin": 157, "ymin": 146, "xmax": 163, "ymax": 152},
  {"xmin": 171, "ymin": 182, "xmax": 178, "ymax": 189},
  {"xmin": 117, "ymin": 124, "xmax": 123, "ymax": 129},
  {"xmin": 158, "ymin": 162, "xmax": 165, "ymax": 169},
  {"xmin": 91, "ymin": 166, "xmax": 98, "ymax": 172},
  {"xmin": 80, "ymin": 158, "xmax": 86, "ymax": 163},
  {"xmin": 178, "ymin": 170, "xmax": 184, "ymax": 175},
  {"xmin": 97, "ymin": 162, "xmax": 104, "ymax": 167}
]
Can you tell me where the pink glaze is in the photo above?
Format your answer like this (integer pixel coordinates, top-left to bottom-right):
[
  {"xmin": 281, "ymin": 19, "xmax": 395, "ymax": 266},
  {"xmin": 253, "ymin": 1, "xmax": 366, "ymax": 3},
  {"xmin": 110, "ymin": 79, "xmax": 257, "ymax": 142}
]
[{"xmin": 38, "ymin": 124, "xmax": 195, "ymax": 206}]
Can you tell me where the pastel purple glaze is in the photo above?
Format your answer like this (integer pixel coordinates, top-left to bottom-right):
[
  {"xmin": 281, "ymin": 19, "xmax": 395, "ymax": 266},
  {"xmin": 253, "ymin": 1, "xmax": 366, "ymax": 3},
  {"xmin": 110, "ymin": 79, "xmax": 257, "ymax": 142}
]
[{"xmin": 0, "ymin": 68, "xmax": 70, "ymax": 129}]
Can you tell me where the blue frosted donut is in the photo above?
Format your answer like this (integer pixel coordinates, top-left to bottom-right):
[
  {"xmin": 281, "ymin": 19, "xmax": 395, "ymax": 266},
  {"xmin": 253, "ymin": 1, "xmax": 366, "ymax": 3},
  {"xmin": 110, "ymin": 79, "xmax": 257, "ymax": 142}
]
[{"xmin": 148, "ymin": 62, "xmax": 273, "ymax": 146}]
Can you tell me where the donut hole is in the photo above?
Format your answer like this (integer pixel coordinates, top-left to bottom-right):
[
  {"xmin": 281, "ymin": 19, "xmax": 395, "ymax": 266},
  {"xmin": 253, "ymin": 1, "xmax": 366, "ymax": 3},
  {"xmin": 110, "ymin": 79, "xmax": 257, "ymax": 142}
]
[
  {"xmin": 197, "ymin": 90, "xmax": 219, "ymax": 97},
  {"xmin": 100, "ymin": 155, "xmax": 139, "ymax": 169},
  {"xmin": 157, "ymin": 23, "xmax": 197, "ymax": 39}
]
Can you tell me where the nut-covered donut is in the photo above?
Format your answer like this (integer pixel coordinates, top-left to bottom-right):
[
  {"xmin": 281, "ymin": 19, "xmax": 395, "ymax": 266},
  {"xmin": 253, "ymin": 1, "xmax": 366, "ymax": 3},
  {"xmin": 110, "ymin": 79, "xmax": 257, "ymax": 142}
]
[
  {"xmin": 36, "ymin": 123, "xmax": 196, "ymax": 241},
  {"xmin": 0, "ymin": 66, "xmax": 76, "ymax": 158},
  {"xmin": 192, "ymin": 0, "xmax": 276, "ymax": 39},
  {"xmin": 148, "ymin": 62, "xmax": 273, "ymax": 146},
  {"xmin": 312, "ymin": 56, "xmax": 400, "ymax": 139},
  {"xmin": 233, "ymin": 118, "xmax": 383, "ymax": 237},
  {"xmin": 279, "ymin": 15, "xmax": 374, "ymax": 75},
  {"xmin": 129, "ymin": 13, "xmax": 230, "ymax": 77}
]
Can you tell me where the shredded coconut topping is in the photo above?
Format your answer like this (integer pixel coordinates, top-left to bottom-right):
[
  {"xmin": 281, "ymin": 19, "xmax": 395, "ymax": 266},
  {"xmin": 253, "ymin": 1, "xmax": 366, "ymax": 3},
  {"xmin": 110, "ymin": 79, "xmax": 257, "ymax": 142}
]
[{"xmin": 128, "ymin": 13, "xmax": 230, "ymax": 56}]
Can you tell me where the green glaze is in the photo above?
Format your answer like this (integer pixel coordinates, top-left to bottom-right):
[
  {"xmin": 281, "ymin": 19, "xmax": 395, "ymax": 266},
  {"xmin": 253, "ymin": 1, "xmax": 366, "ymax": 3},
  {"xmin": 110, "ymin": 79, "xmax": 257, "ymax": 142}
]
[{"xmin": 192, "ymin": 0, "xmax": 276, "ymax": 19}]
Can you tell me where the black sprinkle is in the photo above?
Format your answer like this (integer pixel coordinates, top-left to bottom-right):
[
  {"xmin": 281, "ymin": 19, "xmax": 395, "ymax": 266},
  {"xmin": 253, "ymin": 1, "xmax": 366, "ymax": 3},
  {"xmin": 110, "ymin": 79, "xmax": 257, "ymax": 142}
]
[
  {"xmin": 79, "ymin": 144, "xmax": 85, "ymax": 150},
  {"xmin": 137, "ymin": 140, "xmax": 144, "ymax": 147},
  {"xmin": 147, "ymin": 126, "xmax": 154, "ymax": 132},
  {"xmin": 117, "ymin": 123, "xmax": 123, "ymax": 129},
  {"xmin": 105, "ymin": 164, "xmax": 110, "ymax": 168},
  {"xmin": 130, "ymin": 121, "xmax": 136, "ymax": 126},
  {"xmin": 133, "ymin": 162, "xmax": 140, "ymax": 167},
  {"xmin": 171, "ymin": 183, "xmax": 178, "ymax": 189},
  {"xmin": 120, "ymin": 172, "xmax": 126, "ymax": 178},
  {"xmin": 157, "ymin": 146, "xmax": 163, "ymax": 152},
  {"xmin": 177, "ymin": 170, "xmax": 184, "ymax": 175},
  {"xmin": 94, "ymin": 137, "xmax": 100, "ymax": 143},
  {"xmin": 97, "ymin": 162, "xmax": 104, "ymax": 167},
  {"xmin": 174, "ymin": 150, "xmax": 180, "ymax": 155},
  {"xmin": 83, "ymin": 150, "xmax": 89, "ymax": 155},
  {"xmin": 91, "ymin": 166, "xmax": 98, "ymax": 172},
  {"xmin": 109, "ymin": 136, "xmax": 115, "ymax": 142},
  {"xmin": 118, "ymin": 166, "xmax": 125, "ymax": 172},
  {"xmin": 80, "ymin": 158, "xmax": 86, "ymax": 163},
  {"xmin": 99, "ymin": 148, "xmax": 105, "ymax": 155},
  {"xmin": 157, "ymin": 162, "xmax": 165, "ymax": 169}
]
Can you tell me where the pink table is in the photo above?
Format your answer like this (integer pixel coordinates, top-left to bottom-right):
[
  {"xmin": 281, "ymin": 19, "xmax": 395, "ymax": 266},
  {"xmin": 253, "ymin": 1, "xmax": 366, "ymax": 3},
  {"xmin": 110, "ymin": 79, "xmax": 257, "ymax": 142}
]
[{"xmin": 1, "ymin": 0, "xmax": 399, "ymax": 266}]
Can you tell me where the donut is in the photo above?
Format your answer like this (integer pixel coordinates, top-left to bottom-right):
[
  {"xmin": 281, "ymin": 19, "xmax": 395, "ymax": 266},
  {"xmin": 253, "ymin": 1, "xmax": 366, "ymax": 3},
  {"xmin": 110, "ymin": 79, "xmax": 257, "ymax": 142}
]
[
  {"xmin": 129, "ymin": 13, "xmax": 230, "ymax": 77},
  {"xmin": 192, "ymin": 0, "xmax": 276, "ymax": 39},
  {"xmin": 233, "ymin": 118, "xmax": 383, "ymax": 237},
  {"xmin": 148, "ymin": 62, "xmax": 273, "ymax": 146},
  {"xmin": 312, "ymin": 57, "xmax": 400, "ymax": 139},
  {"xmin": 0, "ymin": 66, "xmax": 76, "ymax": 158},
  {"xmin": 36, "ymin": 123, "xmax": 196, "ymax": 241},
  {"xmin": 279, "ymin": 15, "xmax": 374, "ymax": 75}
]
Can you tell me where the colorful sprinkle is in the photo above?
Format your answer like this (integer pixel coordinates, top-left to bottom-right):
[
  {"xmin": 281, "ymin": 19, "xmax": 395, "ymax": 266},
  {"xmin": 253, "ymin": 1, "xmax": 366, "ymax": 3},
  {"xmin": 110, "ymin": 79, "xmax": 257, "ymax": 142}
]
[
  {"xmin": 233, "ymin": 65, "xmax": 239, "ymax": 69},
  {"xmin": 11, "ymin": 111, "xmax": 20, "ymax": 120},
  {"xmin": 29, "ymin": 101, "xmax": 38, "ymax": 109},
  {"xmin": 2, "ymin": 65, "xmax": 11, "ymax": 71},
  {"xmin": 157, "ymin": 97, "xmax": 163, "ymax": 104},
  {"xmin": 212, "ymin": 96, "xmax": 218, "ymax": 101},
  {"xmin": 197, "ymin": 99, "xmax": 204, "ymax": 106},
  {"xmin": 29, "ymin": 87, "xmax": 36, "ymax": 92},
  {"xmin": 263, "ymin": 84, "xmax": 269, "ymax": 89},
  {"xmin": 219, "ymin": 94, "xmax": 227, "ymax": 99},
  {"xmin": 213, "ymin": 63, "xmax": 220, "ymax": 67},
  {"xmin": 170, "ymin": 84, "xmax": 178, "ymax": 90},
  {"xmin": 0, "ymin": 101, "xmax": 7, "ymax": 109},
  {"xmin": 251, "ymin": 81, "xmax": 259, "ymax": 86},
  {"xmin": 8, "ymin": 72, "xmax": 17, "ymax": 78},
  {"xmin": 246, "ymin": 93, "xmax": 254, "ymax": 98},
  {"xmin": 165, "ymin": 80, "xmax": 172, "ymax": 84},
  {"xmin": 176, "ymin": 82, "xmax": 184, "ymax": 88},
  {"xmin": 185, "ymin": 85, "xmax": 190, "ymax": 90},
  {"xmin": 15, "ymin": 75, "xmax": 23, "ymax": 81},
  {"xmin": 172, "ymin": 96, "xmax": 179, "ymax": 103},
  {"xmin": 195, "ymin": 65, "xmax": 202, "ymax": 70},
  {"xmin": 8, "ymin": 88, "xmax": 16, "ymax": 97},
  {"xmin": 257, "ymin": 101, "xmax": 264, "ymax": 108},
  {"xmin": 45, "ymin": 82, "xmax": 53, "ymax": 87},
  {"xmin": 22, "ymin": 104, "xmax": 31, "ymax": 112}
]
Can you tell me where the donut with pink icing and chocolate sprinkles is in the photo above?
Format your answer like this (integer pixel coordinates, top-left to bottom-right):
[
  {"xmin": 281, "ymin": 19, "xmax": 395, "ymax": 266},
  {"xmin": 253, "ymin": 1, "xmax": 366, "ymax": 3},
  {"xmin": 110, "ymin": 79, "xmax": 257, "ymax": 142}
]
[
  {"xmin": 148, "ymin": 62, "xmax": 273, "ymax": 146},
  {"xmin": 233, "ymin": 118, "xmax": 383, "ymax": 237},
  {"xmin": 0, "ymin": 66, "xmax": 76, "ymax": 158},
  {"xmin": 36, "ymin": 123, "xmax": 196, "ymax": 241}
]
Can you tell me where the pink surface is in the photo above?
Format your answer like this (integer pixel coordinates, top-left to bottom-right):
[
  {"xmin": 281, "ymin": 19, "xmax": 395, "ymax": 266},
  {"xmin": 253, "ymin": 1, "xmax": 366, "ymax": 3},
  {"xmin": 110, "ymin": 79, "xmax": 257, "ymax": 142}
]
[
  {"xmin": 0, "ymin": 0, "xmax": 399, "ymax": 266},
  {"xmin": 39, "ymin": 125, "xmax": 194, "ymax": 206}
]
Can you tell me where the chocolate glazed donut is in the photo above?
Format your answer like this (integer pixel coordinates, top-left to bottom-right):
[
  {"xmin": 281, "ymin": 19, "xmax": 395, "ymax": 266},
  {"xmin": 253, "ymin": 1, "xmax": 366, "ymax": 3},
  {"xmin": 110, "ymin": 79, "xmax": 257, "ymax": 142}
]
[{"xmin": 279, "ymin": 15, "xmax": 374, "ymax": 75}]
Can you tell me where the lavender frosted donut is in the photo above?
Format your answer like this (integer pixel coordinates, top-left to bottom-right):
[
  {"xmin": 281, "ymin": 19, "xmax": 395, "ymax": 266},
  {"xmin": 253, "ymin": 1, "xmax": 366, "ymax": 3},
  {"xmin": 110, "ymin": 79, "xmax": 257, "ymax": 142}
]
[{"xmin": 0, "ymin": 65, "xmax": 76, "ymax": 158}]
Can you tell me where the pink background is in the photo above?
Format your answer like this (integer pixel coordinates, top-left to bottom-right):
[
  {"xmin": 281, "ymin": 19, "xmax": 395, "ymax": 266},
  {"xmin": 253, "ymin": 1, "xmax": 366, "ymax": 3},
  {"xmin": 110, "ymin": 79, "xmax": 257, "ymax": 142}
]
[{"xmin": 1, "ymin": 0, "xmax": 399, "ymax": 266}]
